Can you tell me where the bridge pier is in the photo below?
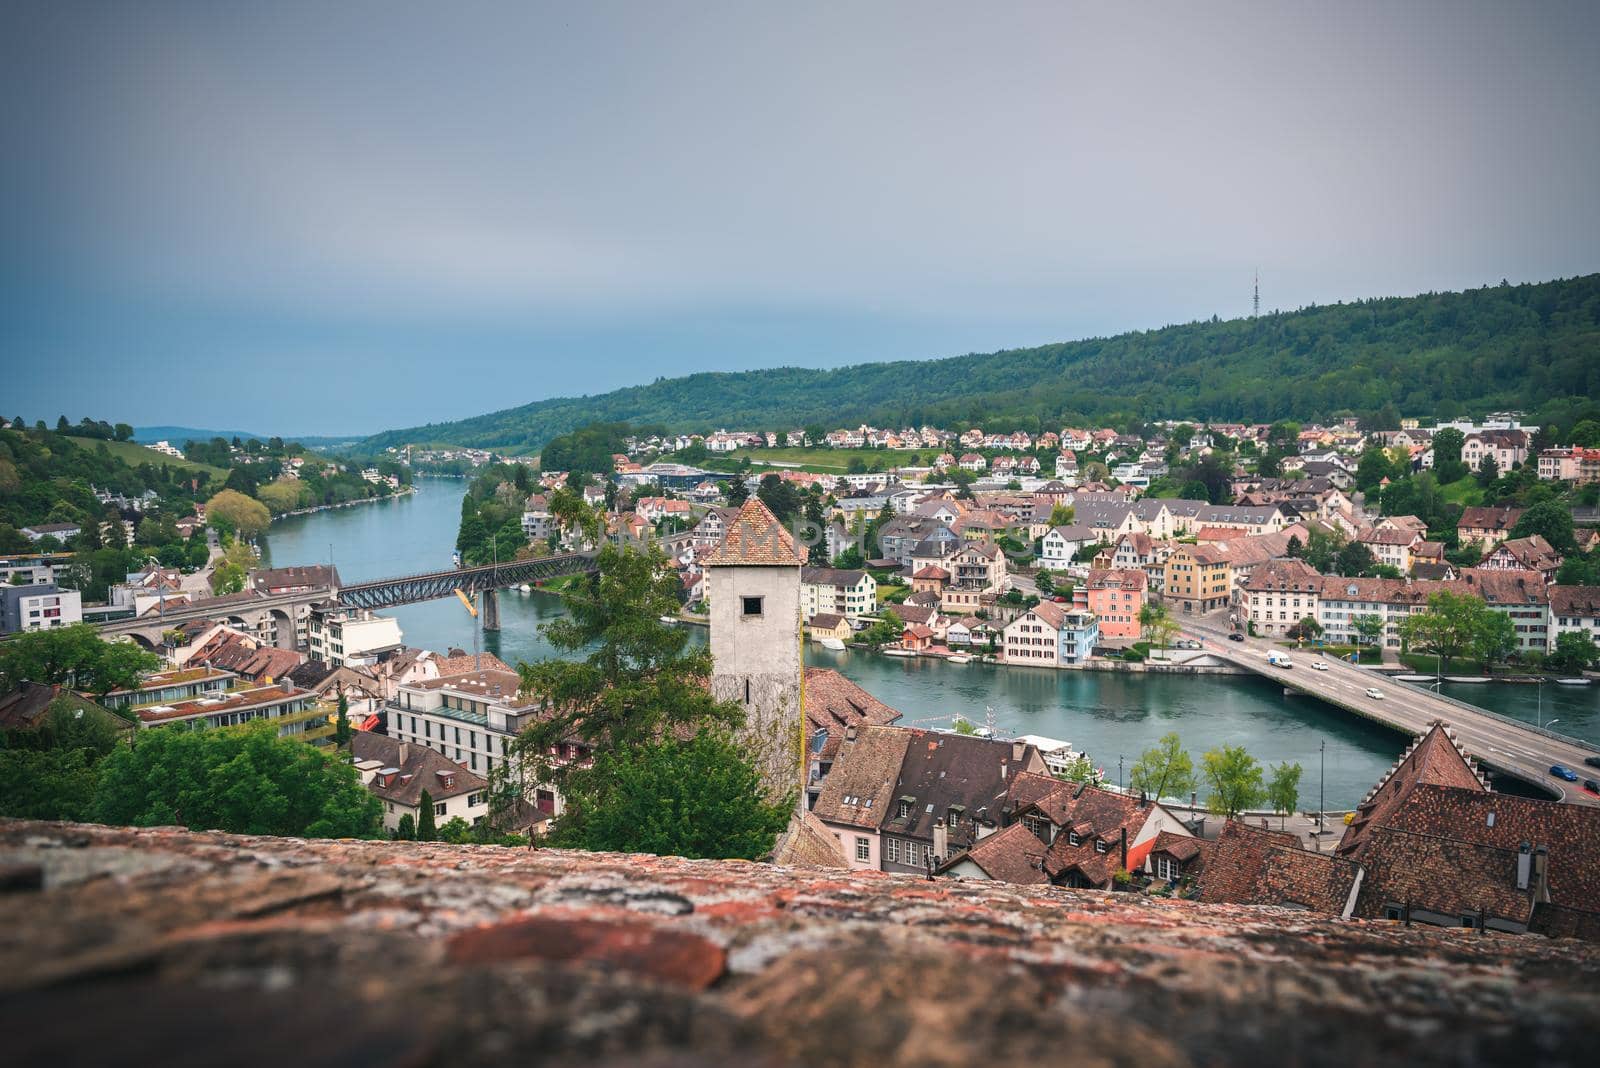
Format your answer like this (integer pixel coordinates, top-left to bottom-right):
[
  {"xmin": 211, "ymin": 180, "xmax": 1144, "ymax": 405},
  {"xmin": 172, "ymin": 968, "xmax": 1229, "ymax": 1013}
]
[{"xmin": 481, "ymin": 587, "xmax": 500, "ymax": 632}]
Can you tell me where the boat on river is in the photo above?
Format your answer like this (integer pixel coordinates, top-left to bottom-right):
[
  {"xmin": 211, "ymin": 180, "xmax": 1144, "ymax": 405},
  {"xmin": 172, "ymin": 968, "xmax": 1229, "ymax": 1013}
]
[
  {"xmin": 1556, "ymin": 677, "xmax": 1592, "ymax": 686},
  {"xmin": 881, "ymin": 648, "xmax": 917, "ymax": 658},
  {"xmin": 819, "ymin": 637, "xmax": 847, "ymax": 651},
  {"xmin": 658, "ymin": 615, "xmax": 679, "ymax": 625},
  {"xmin": 945, "ymin": 653, "xmax": 972, "ymax": 664},
  {"xmin": 1446, "ymin": 676, "xmax": 1490, "ymax": 683}
]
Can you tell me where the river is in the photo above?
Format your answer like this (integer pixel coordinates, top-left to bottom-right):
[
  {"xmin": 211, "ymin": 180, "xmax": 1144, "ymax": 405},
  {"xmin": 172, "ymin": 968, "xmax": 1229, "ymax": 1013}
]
[{"xmin": 261, "ymin": 478, "xmax": 1599, "ymax": 808}]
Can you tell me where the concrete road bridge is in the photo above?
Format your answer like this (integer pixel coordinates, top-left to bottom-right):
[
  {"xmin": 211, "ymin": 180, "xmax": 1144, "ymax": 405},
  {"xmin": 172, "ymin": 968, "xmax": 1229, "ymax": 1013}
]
[
  {"xmin": 93, "ymin": 553, "xmax": 599, "ymax": 648},
  {"xmin": 1181, "ymin": 616, "xmax": 1600, "ymax": 807}
]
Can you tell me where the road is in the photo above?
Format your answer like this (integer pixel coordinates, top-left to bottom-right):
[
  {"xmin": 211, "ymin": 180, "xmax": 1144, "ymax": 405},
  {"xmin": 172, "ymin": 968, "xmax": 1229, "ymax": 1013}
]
[{"xmin": 1180, "ymin": 615, "xmax": 1600, "ymax": 807}]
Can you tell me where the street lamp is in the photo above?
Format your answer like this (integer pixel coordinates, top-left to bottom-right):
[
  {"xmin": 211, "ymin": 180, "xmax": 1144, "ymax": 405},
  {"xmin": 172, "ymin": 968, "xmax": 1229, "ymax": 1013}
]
[
  {"xmin": 1118, "ymin": 754, "xmax": 1124, "ymax": 792},
  {"xmin": 1317, "ymin": 739, "xmax": 1326, "ymax": 837}
]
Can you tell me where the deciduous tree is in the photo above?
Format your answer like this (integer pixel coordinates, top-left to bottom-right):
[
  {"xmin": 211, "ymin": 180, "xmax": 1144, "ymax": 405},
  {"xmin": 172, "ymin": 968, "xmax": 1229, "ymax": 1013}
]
[
  {"xmin": 1201, "ymin": 745, "xmax": 1265, "ymax": 818},
  {"xmin": 1128, "ymin": 733, "xmax": 1196, "ymax": 801}
]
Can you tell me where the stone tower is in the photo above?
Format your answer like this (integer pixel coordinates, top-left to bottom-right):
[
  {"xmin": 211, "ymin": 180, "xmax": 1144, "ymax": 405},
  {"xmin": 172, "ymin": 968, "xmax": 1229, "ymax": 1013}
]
[{"xmin": 704, "ymin": 498, "xmax": 803, "ymax": 803}]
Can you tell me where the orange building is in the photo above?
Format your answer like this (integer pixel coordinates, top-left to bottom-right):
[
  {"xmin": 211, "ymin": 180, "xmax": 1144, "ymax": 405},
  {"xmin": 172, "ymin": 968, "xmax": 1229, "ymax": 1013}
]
[{"xmin": 1073, "ymin": 568, "xmax": 1147, "ymax": 643}]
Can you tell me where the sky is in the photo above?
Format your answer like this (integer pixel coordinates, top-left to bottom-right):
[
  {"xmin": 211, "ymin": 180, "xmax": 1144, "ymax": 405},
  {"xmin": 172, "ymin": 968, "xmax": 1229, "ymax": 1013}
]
[{"xmin": 4, "ymin": 1, "xmax": 1598, "ymax": 436}]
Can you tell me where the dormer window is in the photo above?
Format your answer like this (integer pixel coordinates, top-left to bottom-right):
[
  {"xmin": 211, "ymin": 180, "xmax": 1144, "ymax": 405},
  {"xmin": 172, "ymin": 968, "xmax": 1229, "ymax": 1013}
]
[
  {"xmin": 947, "ymin": 805, "xmax": 964, "ymax": 827},
  {"xmin": 897, "ymin": 797, "xmax": 914, "ymax": 819},
  {"xmin": 1095, "ymin": 839, "xmax": 1108, "ymax": 854},
  {"xmin": 1068, "ymin": 831, "xmax": 1080, "ymax": 847}
]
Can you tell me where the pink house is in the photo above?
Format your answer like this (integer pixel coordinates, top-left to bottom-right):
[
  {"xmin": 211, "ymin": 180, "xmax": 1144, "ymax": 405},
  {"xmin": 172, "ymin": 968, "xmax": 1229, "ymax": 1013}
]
[{"xmin": 1074, "ymin": 568, "xmax": 1147, "ymax": 643}]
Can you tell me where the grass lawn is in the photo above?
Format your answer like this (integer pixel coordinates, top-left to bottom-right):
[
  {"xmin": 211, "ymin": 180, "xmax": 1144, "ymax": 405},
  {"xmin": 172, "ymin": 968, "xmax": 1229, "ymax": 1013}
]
[
  {"xmin": 1398, "ymin": 652, "xmax": 1493, "ymax": 675},
  {"xmin": 1438, "ymin": 476, "xmax": 1483, "ymax": 507},
  {"xmin": 68, "ymin": 437, "xmax": 229, "ymax": 481}
]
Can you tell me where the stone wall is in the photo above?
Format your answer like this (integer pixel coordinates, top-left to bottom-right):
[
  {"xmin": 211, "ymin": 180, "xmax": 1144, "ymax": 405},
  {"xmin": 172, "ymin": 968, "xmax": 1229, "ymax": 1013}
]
[{"xmin": 2, "ymin": 820, "xmax": 1595, "ymax": 1067}]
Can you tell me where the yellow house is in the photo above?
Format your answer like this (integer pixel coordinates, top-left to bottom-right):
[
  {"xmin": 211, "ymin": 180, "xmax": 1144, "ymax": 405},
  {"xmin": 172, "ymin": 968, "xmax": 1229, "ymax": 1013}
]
[
  {"xmin": 806, "ymin": 613, "xmax": 853, "ymax": 644},
  {"xmin": 1165, "ymin": 543, "xmax": 1234, "ymax": 615}
]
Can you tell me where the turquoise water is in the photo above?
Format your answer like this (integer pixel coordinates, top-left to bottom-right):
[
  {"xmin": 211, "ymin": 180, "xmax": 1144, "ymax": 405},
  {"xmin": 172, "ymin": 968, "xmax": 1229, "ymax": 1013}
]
[{"xmin": 260, "ymin": 478, "xmax": 1598, "ymax": 807}]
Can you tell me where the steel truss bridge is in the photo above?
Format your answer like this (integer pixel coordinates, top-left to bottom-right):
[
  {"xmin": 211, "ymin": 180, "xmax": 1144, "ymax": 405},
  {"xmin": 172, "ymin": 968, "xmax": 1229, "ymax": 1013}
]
[{"xmin": 335, "ymin": 553, "xmax": 599, "ymax": 611}]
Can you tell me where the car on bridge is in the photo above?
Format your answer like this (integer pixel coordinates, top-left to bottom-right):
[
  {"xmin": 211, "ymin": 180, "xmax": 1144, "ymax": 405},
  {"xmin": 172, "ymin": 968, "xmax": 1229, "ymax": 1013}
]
[
  {"xmin": 1584, "ymin": 779, "xmax": 1600, "ymax": 797},
  {"xmin": 1586, "ymin": 755, "xmax": 1600, "ymax": 770},
  {"xmin": 1310, "ymin": 660, "xmax": 1328, "ymax": 672},
  {"xmin": 1549, "ymin": 765, "xmax": 1579, "ymax": 783},
  {"xmin": 1364, "ymin": 687, "xmax": 1385, "ymax": 700},
  {"xmin": 1228, "ymin": 633, "xmax": 1244, "ymax": 642}
]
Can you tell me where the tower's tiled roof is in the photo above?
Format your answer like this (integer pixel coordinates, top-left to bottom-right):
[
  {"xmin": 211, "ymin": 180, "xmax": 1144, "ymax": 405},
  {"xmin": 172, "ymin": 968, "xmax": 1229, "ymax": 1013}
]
[{"xmin": 703, "ymin": 500, "xmax": 802, "ymax": 566}]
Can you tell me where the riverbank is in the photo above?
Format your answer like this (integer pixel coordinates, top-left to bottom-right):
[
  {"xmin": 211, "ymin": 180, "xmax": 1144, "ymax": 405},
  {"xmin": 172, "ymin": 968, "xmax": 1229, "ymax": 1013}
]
[{"xmin": 269, "ymin": 484, "xmax": 416, "ymax": 521}]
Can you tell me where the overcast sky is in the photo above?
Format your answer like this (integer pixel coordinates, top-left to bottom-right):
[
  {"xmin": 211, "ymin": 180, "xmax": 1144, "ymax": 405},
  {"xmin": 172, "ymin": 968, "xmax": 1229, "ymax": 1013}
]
[{"xmin": 4, "ymin": 1, "xmax": 1597, "ymax": 436}]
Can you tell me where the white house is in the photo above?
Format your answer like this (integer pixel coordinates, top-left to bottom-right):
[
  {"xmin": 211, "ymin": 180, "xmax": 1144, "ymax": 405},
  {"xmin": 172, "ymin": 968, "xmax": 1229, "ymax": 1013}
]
[
  {"xmin": 352, "ymin": 731, "xmax": 490, "ymax": 835},
  {"xmin": 801, "ymin": 566, "xmax": 877, "ymax": 620},
  {"xmin": 1039, "ymin": 524, "xmax": 1098, "ymax": 567}
]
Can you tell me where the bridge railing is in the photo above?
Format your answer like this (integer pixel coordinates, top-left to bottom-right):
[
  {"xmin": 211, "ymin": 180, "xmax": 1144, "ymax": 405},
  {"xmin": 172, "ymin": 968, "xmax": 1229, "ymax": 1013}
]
[
  {"xmin": 336, "ymin": 552, "xmax": 594, "ymax": 592},
  {"xmin": 1211, "ymin": 641, "xmax": 1600, "ymax": 757},
  {"xmin": 1387, "ymin": 677, "xmax": 1600, "ymax": 756}
]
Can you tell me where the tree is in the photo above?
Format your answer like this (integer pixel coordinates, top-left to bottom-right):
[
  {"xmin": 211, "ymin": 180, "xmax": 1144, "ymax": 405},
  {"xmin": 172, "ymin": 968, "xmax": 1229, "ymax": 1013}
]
[
  {"xmin": 1201, "ymin": 745, "xmax": 1265, "ymax": 818},
  {"xmin": 1475, "ymin": 453, "xmax": 1499, "ymax": 488},
  {"xmin": 335, "ymin": 691, "xmax": 351, "ymax": 749},
  {"xmin": 1399, "ymin": 591, "xmax": 1492, "ymax": 671},
  {"xmin": 1569, "ymin": 419, "xmax": 1600, "ymax": 448},
  {"xmin": 92, "ymin": 722, "xmax": 381, "ymax": 837},
  {"xmin": 1354, "ymin": 613, "xmax": 1385, "ymax": 649},
  {"xmin": 205, "ymin": 489, "xmax": 270, "ymax": 539},
  {"xmin": 1287, "ymin": 615, "xmax": 1323, "ymax": 644},
  {"xmin": 1471, "ymin": 609, "xmax": 1518, "ymax": 668},
  {"xmin": 552, "ymin": 732, "xmax": 791, "ymax": 859},
  {"xmin": 1266, "ymin": 761, "xmax": 1303, "ymax": 829},
  {"xmin": 859, "ymin": 609, "xmax": 904, "ymax": 649},
  {"xmin": 395, "ymin": 813, "xmax": 417, "ymax": 840},
  {"xmin": 725, "ymin": 477, "xmax": 749, "ymax": 505},
  {"xmin": 417, "ymin": 788, "xmax": 438, "ymax": 841},
  {"xmin": 1355, "ymin": 447, "xmax": 1397, "ymax": 493},
  {"xmin": 497, "ymin": 543, "xmax": 750, "ymax": 825},
  {"xmin": 1509, "ymin": 499, "xmax": 1577, "ymax": 555},
  {"xmin": 952, "ymin": 716, "xmax": 979, "ymax": 736},
  {"xmin": 1138, "ymin": 602, "xmax": 1179, "ymax": 656},
  {"xmin": 756, "ymin": 474, "xmax": 802, "ymax": 524},
  {"xmin": 1047, "ymin": 503, "xmax": 1076, "ymax": 527},
  {"xmin": 1551, "ymin": 631, "xmax": 1599, "ymax": 673},
  {"xmin": 1432, "ymin": 427, "xmax": 1468, "ymax": 483},
  {"xmin": 0, "ymin": 625, "xmax": 159, "ymax": 696},
  {"xmin": 1128, "ymin": 733, "xmax": 1196, "ymax": 801},
  {"xmin": 1055, "ymin": 752, "xmax": 1099, "ymax": 785},
  {"xmin": 1335, "ymin": 540, "xmax": 1376, "ymax": 577}
]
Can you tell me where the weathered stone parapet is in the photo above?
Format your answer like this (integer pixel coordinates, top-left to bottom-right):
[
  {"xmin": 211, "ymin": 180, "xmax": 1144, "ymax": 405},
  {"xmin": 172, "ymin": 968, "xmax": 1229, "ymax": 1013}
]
[{"xmin": 1, "ymin": 820, "xmax": 1595, "ymax": 1067}]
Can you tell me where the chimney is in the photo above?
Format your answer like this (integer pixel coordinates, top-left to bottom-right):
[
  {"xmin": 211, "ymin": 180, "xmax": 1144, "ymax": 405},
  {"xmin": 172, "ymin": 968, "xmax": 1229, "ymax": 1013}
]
[
  {"xmin": 845, "ymin": 724, "xmax": 858, "ymax": 743},
  {"xmin": 932, "ymin": 818, "xmax": 948, "ymax": 863},
  {"xmin": 1119, "ymin": 826, "xmax": 1128, "ymax": 872},
  {"xmin": 398, "ymin": 743, "xmax": 410, "ymax": 766},
  {"xmin": 1515, "ymin": 842, "xmax": 1532, "ymax": 891},
  {"xmin": 1012, "ymin": 740, "xmax": 1026, "ymax": 762},
  {"xmin": 1532, "ymin": 846, "xmax": 1551, "ymax": 904}
]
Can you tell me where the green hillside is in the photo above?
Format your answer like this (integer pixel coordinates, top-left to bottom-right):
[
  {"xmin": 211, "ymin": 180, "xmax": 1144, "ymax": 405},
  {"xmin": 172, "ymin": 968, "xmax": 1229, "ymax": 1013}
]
[
  {"xmin": 365, "ymin": 274, "xmax": 1600, "ymax": 451},
  {"xmin": 66, "ymin": 437, "xmax": 229, "ymax": 481}
]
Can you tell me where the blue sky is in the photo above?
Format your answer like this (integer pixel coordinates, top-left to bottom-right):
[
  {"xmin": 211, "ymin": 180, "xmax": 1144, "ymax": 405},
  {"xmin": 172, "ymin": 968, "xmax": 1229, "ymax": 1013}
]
[{"xmin": 4, "ymin": 1, "xmax": 1598, "ymax": 436}]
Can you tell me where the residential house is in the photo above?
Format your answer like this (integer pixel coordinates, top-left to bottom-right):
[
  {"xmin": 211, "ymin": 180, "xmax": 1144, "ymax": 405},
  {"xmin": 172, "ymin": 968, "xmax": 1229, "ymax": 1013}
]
[
  {"xmin": 1548, "ymin": 586, "xmax": 1600, "ymax": 653},
  {"xmin": 801, "ymin": 567, "xmax": 877, "ymax": 620},
  {"xmin": 942, "ymin": 773, "xmax": 1195, "ymax": 889},
  {"xmin": 1315, "ymin": 570, "xmax": 1548, "ymax": 653},
  {"xmin": 947, "ymin": 542, "xmax": 1008, "ymax": 595},
  {"xmin": 99, "ymin": 665, "xmax": 235, "ymax": 711},
  {"xmin": 806, "ymin": 613, "xmax": 852, "ymax": 644},
  {"xmin": 910, "ymin": 565, "xmax": 950, "ymax": 596},
  {"xmin": 129, "ymin": 679, "xmax": 324, "ymax": 741},
  {"xmin": 811, "ymin": 724, "xmax": 913, "ymax": 870},
  {"xmin": 877, "ymin": 733, "xmax": 1046, "ymax": 875},
  {"xmin": 388, "ymin": 668, "xmax": 579, "ymax": 816},
  {"xmin": 352, "ymin": 731, "xmax": 488, "ymax": 835},
  {"xmin": 1479, "ymin": 535, "xmax": 1562, "ymax": 581},
  {"xmin": 1241, "ymin": 559, "xmax": 1323, "ymax": 639},
  {"xmin": 19, "ymin": 522, "xmax": 81, "ymax": 543},
  {"xmin": 1074, "ymin": 568, "xmax": 1147, "ymax": 643},
  {"xmin": 0, "ymin": 583, "xmax": 82, "ymax": 634},
  {"xmin": 1039, "ymin": 524, "xmax": 1098, "ymax": 567},
  {"xmin": 1004, "ymin": 602, "xmax": 1067, "ymax": 666},
  {"xmin": 1164, "ymin": 544, "xmax": 1233, "ymax": 615},
  {"xmin": 1358, "ymin": 526, "xmax": 1425, "ymax": 573},
  {"xmin": 307, "ymin": 607, "xmax": 405, "ymax": 667},
  {"xmin": 1457, "ymin": 506, "xmax": 1525, "ymax": 547}
]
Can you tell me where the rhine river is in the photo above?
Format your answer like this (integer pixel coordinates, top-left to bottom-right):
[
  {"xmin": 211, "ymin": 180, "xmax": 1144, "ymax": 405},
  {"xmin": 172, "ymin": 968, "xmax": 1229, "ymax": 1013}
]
[{"xmin": 261, "ymin": 478, "xmax": 1599, "ymax": 808}]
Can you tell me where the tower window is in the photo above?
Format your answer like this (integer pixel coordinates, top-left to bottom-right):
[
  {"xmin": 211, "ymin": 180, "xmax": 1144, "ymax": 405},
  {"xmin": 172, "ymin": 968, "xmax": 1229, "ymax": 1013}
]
[
  {"xmin": 744, "ymin": 678, "xmax": 751, "ymax": 704},
  {"xmin": 741, "ymin": 596, "xmax": 764, "ymax": 617}
]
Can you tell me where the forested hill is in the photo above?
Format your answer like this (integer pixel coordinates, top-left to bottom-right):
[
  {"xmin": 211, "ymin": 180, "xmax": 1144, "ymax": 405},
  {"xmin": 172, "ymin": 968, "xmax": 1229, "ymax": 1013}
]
[{"xmin": 366, "ymin": 274, "xmax": 1600, "ymax": 451}]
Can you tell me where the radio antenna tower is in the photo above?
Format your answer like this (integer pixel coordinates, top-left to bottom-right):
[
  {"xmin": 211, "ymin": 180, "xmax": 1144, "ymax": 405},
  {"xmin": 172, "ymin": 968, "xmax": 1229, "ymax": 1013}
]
[{"xmin": 1253, "ymin": 270, "xmax": 1260, "ymax": 318}]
